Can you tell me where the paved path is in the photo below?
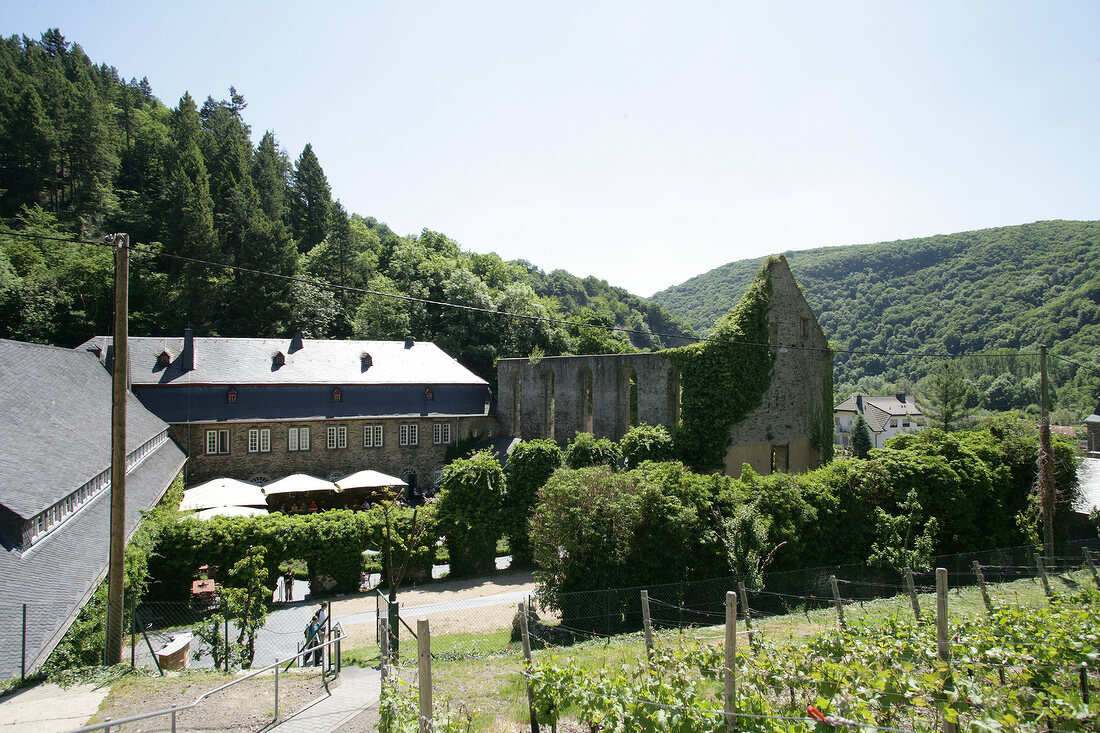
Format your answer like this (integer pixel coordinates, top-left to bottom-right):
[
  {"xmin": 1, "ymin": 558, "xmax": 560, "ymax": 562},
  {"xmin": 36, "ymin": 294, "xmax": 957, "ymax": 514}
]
[
  {"xmin": 337, "ymin": 587, "xmax": 533, "ymax": 626},
  {"xmin": 268, "ymin": 664, "xmax": 380, "ymax": 733},
  {"xmin": 0, "ymin": 682, "xmax": 110, "ymax": 733}
]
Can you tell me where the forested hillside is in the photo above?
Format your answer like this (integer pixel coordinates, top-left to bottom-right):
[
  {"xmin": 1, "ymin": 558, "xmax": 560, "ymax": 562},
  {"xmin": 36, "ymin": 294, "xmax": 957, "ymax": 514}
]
[
  {"xmin": 0, "ymin": 30, "xmax": 692, "ymax": 382},
  {"xmin": 653, "ymin": 220, "xmax": 1100, "ymax": 420}
]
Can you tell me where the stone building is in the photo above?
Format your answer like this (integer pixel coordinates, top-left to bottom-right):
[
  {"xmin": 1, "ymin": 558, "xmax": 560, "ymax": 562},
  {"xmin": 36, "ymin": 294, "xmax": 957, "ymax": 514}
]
[
  {"xmin": 78, "ymin": 332, "xmax": 495, "ymax": 491},
  {"xmin": 497, "ymin": 256, "xmax": 832, "ymax": 476},
  {"xmin": 1087, "ymin": 400, "xmax": 1100, "ymax": 456}
]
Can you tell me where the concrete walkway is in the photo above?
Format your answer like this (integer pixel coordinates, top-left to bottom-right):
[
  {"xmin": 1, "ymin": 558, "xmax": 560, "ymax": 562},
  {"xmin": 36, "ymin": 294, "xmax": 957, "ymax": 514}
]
[
  {"xmin": 0, "ymin": 682, "xmax": 110, "ymax": 733},
  {"xmin": 268, "ymin": 664, "xmax": 380, "ymax": 733}
]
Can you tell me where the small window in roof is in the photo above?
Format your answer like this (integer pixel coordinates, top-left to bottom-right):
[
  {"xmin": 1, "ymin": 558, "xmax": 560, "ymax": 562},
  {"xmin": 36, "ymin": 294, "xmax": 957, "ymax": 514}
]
[
  {"xmin": 424, "ymin": 387, "xmax": 434, "ymax": 400},
  {"xmin": 156, "ymin": 350, "xmax": 171, "ymax": 367},
  {"xmin": 361, "ymin": 353, "xmax": 373, "ymax": 370},
  {"xmin": 227, "ymin": 388, "xmax": 238, "ymax": 403},
  {"xmin": 332, "ymin": 388, "xmax": 342, "ymax": 402},
  {"xmin": 272, "ymin": 351, "xmax": 285, "ymax": 367}
]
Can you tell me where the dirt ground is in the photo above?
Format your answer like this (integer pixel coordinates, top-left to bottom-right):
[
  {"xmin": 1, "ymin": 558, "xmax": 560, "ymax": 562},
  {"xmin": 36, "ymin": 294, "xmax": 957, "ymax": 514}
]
[{"xmin": 88, "ymin": 668, "xmax": 332, "ymax": 732}]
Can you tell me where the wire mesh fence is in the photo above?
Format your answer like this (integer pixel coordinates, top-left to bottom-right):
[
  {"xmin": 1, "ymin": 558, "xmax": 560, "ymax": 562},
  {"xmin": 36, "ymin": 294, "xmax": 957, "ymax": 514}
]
[{"xmin": 129, "ymin": 597, "xmax": 334, "ymax": 671}]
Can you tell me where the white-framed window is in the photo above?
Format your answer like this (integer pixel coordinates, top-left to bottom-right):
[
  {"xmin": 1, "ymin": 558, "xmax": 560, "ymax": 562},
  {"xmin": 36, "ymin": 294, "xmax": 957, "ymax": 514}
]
[
  {"xmin": 432, "ymin": 423, "xmax": 452, "ymax": 445},
  {"xmin": 205, "ymin": 429, "xmax": 230, "ymax": 455},
  {"xmin": 399, "ymin": 423, "xmax": 418, "ymax": 447},
  {"xmin": 248, "ymin": 428, "xmax": 271, "ymax": 453},
  {"xmin": 288, "ymin": 426, "xmax": 310, "ymax": 451},
  {"xmin": 364, "ymin": 424, "xmax": 383, "ymax": 448},
  {"xmin": 889, "ymin": 418, "xmax": 899, "ymax": 428},
  {"xmin": 327, "ymin": 425, "xmax": 348, "ymax": 450}
]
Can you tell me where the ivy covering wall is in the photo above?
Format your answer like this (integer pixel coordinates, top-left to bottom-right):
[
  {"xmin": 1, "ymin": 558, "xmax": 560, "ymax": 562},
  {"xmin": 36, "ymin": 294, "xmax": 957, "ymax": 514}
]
[{"xmin": 665, "ymin": 258, "xmax": 777, "ymax": 471}]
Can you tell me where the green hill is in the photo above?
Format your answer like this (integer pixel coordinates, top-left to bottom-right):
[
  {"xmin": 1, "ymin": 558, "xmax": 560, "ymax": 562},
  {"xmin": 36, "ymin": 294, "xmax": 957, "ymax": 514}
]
[{"xmin": 652, "ymin": 220, "xmax": 1100, "ymax": 420}]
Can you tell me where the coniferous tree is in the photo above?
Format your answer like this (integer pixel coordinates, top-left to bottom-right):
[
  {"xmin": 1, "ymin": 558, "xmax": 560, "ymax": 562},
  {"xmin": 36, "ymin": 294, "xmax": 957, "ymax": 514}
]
[
  {"xmin": 919, "ymin": 362, "xmax": 972, "ymax": 431},
  {"xmin": 289, "ymin": 143, "xmax": 330, "ymax": 253},
  {"xmin": 851, "ymin": 413, "xmax": 873, "ymax": 458}
]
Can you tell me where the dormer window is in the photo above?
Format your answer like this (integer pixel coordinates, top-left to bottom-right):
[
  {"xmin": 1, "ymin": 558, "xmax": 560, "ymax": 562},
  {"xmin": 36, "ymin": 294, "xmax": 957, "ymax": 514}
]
[
  {"xmin": 360, "ymin": 353, "xmax": 373, "ymax": 370},
  {"xmin": 424, "ymin": 388, "xmax": 434, "ymax": 400},
  {"xmin": 272, "ymin": 351, "xmax": 285, "ymax": 368},
  {"xmin": 227, "ymin": 388, "xmax": 238, "ymax": 404},
  {"xmin": 156, "ymin": 350, "xmax": 171, "ymax": 368},
  {"xmin": 332, "ymin": 388, "xmax": 342, "ymax": 403}
]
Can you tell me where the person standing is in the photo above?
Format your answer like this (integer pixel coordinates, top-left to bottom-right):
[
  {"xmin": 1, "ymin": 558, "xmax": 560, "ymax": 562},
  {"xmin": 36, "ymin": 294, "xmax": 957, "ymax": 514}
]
[
  {"xmin": 283, "ymin": 569, "xmax": 295, "ymax": 602},
  {"xmin": 303, "ymin": 613, "xmax": 321, "ymax": 666}
]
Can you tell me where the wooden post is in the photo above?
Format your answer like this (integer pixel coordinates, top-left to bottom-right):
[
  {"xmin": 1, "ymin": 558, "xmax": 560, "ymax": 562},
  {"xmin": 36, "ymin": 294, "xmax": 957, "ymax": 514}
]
[
  {"xmin": 519, "ymin": 602, "xmax": 540, "ymax": 733},
  {"xmin": 380, "ymin": 618, "xmax": 390, "ymax": 685},
  {"xmin": 936, "ymin": 568, "xmax": 957, "ymax": 733},
  {"xmin": 417, "ymin": 618, "xmax": 431, "ymax": 733},
  {"xmin": 724, "ymin": 591, "xmax": 737, "ymax": 731},
  {"xmin": 105, "ymin": 233, "xmax": 129, "ymax": 665},
  {"xmin": 1081, "ymin": 663, "xmax": 1090, "ymax": 705},
  {"xmin": 830, "ymin": 575, "xmax": 845, "ymax": 628},
  {"xmin": 1085, "ymin": 549, "xmax": 1100, "ymax": 589},
  {"xmin": 1034, "ymin": 550, "xmax": 1052, "ymax": 600},
  {"xmin": 1039, "ymin": 345, "xmax": 1055, "ymax": 557},
  {"xmin": 640, "ymin": 591, "xmax": 654, "ymax": 660},
  {"xmin": 737, "ymin": 582, "xmax": 752, "ymax": 632},
  {"xmin": 274, "ymin": 657, "xmax": 280, "ymax": 720},
  {"xmin": 972, "ymin": 561, "xmax": 993, "ymax": 615},
  {"xmin": 389, "ymin": 601, "xmax": 400, "ymax": 660},
  {"xmin": 904, "ymin": 568, "xmax": 921, "ymax": 622}
]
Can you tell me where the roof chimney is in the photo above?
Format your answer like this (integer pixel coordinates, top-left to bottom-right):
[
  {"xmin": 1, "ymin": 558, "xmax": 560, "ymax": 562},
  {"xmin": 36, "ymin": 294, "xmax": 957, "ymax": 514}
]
[
  {"xmin": 404, "ymin": 336, "xmax": 415, "ymax": 349},
  {"xmin": 855, "ymin": 395, "xmax": 863, "ymax": 412},
  {"xmin": 181, "ymin": 328, "xmax": 194, "ymax": 372},
  {"xmin": 896, "ymin": 393, "xmax": 906, "ymax": 403},
  {"xmin": 290, "ymin": 331, "xmax": 304, "ymax": 352},
  {"xmin": 104, "ymin": 344, "xmax": 114, "ymax": 373}
]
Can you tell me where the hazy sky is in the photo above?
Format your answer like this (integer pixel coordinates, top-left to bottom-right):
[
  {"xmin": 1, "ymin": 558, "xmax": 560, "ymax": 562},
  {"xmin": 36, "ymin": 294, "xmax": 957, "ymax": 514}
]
[{"xmin": 8, "ymin": 1, "xmax": 1099, "ymax": 296}]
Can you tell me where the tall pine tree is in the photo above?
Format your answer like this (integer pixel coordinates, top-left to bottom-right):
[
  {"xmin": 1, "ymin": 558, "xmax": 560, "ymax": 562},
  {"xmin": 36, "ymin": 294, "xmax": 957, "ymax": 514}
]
[{"xmin": 289, "ymin": 143, "xmax": 330, "ymax": 254}]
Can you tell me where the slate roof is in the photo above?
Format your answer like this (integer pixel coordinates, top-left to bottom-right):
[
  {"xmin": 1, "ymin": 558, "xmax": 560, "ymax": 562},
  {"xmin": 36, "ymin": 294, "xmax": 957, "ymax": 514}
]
[
  {"xmin": 0, "ymin": 340, "xmax": 170, "ymax": 519},
  {"xmin": 77, "ymin": 335, "xmax": 488, "ymax": 387},
  {"xmin": 0, "ymin": 340, "xmax": 186, "ymax": 679},
  {"xmin": 834, "ymin": 394, "xmax": 923, "ymax": 434},
  {"xmin": 1087, "ymin": 400, "xmax": 1100, "ymax": 426}
]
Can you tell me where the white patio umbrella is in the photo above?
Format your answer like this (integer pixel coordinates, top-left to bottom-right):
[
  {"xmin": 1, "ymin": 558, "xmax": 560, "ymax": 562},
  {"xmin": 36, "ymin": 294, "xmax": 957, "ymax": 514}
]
[
  {"xmin": 180, "ymin": 478, "xmax": 267, "ymax": 511},
  {"xmin": 192, "ymin": 505, "xmax": 269, "ymax": 520},
  {"xmin": 262, "ymin": 473, "xmax": 338, "ymax": 496},
  {"xmin": 334, "ymin": 469, "xmax": 407, "ymax": 492}
]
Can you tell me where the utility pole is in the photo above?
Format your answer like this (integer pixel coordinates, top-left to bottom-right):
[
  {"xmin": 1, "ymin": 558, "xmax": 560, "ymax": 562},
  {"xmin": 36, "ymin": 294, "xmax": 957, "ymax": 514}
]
[
  {"xmin": 1038, "ymin": 345, "xmax": 1055, "ymax": 557},
  {"xmin": 105, "ymin": 233, "xmax": 129, "ymax": 665}
]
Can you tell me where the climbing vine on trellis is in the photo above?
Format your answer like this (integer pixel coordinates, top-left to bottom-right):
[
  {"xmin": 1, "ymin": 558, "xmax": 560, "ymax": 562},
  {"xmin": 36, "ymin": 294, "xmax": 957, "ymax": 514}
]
[{"xmin": 665, "ymin": 259, "xmax": 777, "ymax": 471}]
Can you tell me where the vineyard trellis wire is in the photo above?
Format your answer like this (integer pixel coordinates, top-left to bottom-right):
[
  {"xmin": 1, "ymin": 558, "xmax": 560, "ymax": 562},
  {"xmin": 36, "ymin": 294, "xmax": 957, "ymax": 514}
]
[{"xmin": 378, "ymin": 540, "xmax": 1100, "ymax": 732}]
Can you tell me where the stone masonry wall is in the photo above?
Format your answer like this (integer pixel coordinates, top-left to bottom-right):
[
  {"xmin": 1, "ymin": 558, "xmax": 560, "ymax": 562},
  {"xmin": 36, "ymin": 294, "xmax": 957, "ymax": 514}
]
[
  {"xmin": 496, "ymin": 257, "xmax": 831, "ymax": 477},
  {"xmin": 497, "ymin": 353, "xmax": 679, "ymax": 444},
  {"xmin": 172, "ymin": 414, "xmax": 498, "ymax": 488}
]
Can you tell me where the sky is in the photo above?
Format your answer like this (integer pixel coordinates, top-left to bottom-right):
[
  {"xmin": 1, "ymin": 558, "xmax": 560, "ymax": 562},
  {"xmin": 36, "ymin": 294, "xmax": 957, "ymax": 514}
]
[{"xmin": 7, "ymin": 1, "xmax": 1100, "ymax": 296}]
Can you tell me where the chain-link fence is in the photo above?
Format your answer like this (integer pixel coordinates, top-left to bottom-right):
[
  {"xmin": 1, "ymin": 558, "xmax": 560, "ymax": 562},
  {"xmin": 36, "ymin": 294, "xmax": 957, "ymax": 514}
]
[{"xmin": 129, "ymin": 597, "xmax": 336, "ymax": 672}]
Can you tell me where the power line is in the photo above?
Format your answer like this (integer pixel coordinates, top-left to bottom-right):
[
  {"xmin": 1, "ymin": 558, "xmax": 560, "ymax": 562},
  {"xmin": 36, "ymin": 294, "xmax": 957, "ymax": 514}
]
[{"xmin": 0, "ymin": 227, "xmax": 1073, "ymax": 364}]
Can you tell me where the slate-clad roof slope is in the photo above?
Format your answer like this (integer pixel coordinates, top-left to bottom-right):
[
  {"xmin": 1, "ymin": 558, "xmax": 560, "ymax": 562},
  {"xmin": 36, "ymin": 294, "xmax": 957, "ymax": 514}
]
[
  {"xmin": 1087, "ymin": 400, "xmax": 1100, "ymax": 425},
  {"xmin": 0, "ymin": 438, "xmax": 186, "ymax": 679},
  {"xmin": 77, "ymin": 336, "xmax": 488, "ymax": 387},
  {"xmin": 0, "ymin": 340, "xmax": 170, "ymax": 519},
  {"xmin": 835, "ymin": 394, "xmax": 923, "ymax": 421},
  {"xmin": 133, "ymin": 383, "xmax": 490, "ymax": 424}
]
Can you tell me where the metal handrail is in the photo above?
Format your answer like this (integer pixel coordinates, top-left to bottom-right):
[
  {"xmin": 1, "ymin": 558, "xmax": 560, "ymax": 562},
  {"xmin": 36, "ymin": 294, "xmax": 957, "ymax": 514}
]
[{"xmin": 66, "ymin": 628, "xmax": 347, "ymax": 733}]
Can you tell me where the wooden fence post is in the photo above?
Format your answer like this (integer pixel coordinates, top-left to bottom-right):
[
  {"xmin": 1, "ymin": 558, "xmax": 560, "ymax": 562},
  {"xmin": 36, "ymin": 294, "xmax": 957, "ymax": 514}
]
[
  {"xmin": 380, "ymin": 618, "xmax": 390, "ymax": 685},
  {"xmin": 417, "ymin": 618, "xmax": 431, "ymax": 733},
  {"xmin": 737, "ymin": 582, "xmax": 752, "ymax": 633},
  {"xmin": 640, "ymin": 591, "xmax": 654, "ymax": 660},
  {"xmin": 904, "ymin": 568, "xmax": 921, "ymax": 623},
  {"xmin": 1084, "ymin": 549, "xmax": 1099, "ymax": 589},
  {"xmin": 724, "ymin": 591, "xmax": 737, "ymax": 732},
  {"xmin": 972, "ymin": 561, "xmax": 993, "ymax": 616},
  {"xmin": 937, "ymin": 568, "xmax": 957, "ymax": 733},
  {"xmin": 830, "ymin": 575, "xmax": 845, "ymax": 629},
  {"xmin": 1034, "ymin": 550, "xmax": 1052, "ymax": 600},
  {"xmin": 274, "ymin": 657, "xmax": 280, "ymax": 720},
  {"xmin": 519, "ymin": 602, "xmax": 541, "ymax": 733}
]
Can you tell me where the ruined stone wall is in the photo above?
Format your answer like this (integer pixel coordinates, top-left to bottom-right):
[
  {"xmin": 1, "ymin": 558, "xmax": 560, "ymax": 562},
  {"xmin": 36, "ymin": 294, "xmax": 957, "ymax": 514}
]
[
  {"xmin": 496, "ymin": 257, "xmax": 831, "ymax": 477},
  {"xmin": 724, "ymin": 257, "xmax": 832, "ymax": 476},
  {"xmin": 496, "ymin": 353, "xmax": 679, "ymax": 443}
]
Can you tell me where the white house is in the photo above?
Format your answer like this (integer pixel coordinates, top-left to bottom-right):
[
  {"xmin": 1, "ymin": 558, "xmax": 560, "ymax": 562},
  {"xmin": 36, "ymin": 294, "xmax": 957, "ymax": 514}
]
[{"xmin": 834, "ymin": 394, "xmax": 924, "ymax": 449}]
